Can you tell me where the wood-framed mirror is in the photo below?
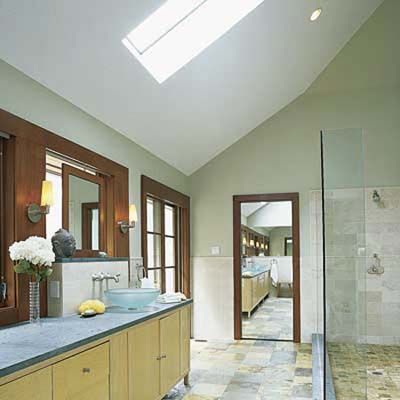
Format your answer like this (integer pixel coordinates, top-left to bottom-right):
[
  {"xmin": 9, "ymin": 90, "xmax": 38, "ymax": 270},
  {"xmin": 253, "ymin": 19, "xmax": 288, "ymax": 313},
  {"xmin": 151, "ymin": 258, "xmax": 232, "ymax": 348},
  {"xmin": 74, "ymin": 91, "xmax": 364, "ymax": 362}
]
[{"xmin": 61, "ymin": 164, "xmax": 106, "ymax": 257}]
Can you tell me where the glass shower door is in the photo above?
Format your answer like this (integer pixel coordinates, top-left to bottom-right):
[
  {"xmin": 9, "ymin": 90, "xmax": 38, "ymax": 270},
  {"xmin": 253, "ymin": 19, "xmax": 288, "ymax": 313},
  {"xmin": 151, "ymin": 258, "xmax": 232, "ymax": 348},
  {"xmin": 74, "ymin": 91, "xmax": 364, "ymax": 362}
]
[{"xmin": 321, "ymin": 129, "xmax": 367, "ymax": 399}]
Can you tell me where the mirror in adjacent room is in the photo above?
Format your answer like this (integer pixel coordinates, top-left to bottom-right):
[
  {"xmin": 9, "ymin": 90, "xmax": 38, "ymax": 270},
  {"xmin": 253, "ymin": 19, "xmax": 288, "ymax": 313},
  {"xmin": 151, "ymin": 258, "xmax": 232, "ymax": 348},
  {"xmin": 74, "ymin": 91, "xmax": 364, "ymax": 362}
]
[
  {"xmin": 46, "ymin": 152, "xmax": 106, "ymax": 257},
  {"xmin": 240, "ymin": 201, "xmax": 294, "ymax": 341}
]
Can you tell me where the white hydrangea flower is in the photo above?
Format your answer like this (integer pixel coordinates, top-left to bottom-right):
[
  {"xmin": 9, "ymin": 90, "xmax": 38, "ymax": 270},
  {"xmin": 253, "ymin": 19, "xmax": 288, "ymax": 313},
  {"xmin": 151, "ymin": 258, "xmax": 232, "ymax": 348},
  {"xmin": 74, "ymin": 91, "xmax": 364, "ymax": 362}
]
[{"xmin": 9, "ymin": 236, "xmax": 55, "ymax": 266}]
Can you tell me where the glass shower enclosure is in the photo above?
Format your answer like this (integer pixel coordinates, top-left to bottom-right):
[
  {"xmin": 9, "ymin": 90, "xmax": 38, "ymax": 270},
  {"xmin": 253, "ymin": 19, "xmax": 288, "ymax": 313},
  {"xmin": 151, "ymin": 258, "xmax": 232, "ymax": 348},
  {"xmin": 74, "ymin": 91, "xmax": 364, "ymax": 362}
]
[
  {"xmin": 321, "ymin": 127, "xmax": 400, "ymax": 399},
  {"xmin": 321, "ymin": 129, "xmax": 367, "ymax": 399}
]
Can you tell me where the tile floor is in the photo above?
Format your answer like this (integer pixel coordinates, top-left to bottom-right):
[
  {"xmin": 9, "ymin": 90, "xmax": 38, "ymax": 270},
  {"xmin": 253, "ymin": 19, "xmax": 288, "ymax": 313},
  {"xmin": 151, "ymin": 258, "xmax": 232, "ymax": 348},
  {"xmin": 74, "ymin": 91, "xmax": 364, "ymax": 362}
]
[
  {"xmin": 242, "ymin": 296, "xmax": 293, "ymax": 340},
  {"xmin": 164, "ymin": 339, "xmax": 312, "ymax": 400},
  {"xmin": 329, "ymin": 343, "xmax": 400, "ymax": 399}
]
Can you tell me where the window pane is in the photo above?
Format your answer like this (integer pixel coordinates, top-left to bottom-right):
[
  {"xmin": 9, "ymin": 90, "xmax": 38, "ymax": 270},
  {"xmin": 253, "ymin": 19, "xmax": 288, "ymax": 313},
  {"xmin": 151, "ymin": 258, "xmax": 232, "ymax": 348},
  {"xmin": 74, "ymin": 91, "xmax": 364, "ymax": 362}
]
[
  {"xmin": 165, "ymin": 205, "xmax": 175, "ymax": 236},
  {"xmin": 148, "ymin": 269, "xmax": 162, "ymax": 290},
  {"xmin": 165, "ymin": 237, "xmax": 175, "ymax": 267},
  {"xmin": 165, "ymin": 268, "xmax": 175, "ymax": 293},
  {"xmin": 45, "ymin": 171, "xmax": 62, "ymax": 239},
  {"xmin": 147, "ymin": 233, "xmax": 161, "ymax": 268},
  {"xmin": 147, "ymin": 197, "xmax": 162, "ymax": 233},
  {"xmin": 147, "ymin": 198, "xmax": 153, "ymax": 231}
]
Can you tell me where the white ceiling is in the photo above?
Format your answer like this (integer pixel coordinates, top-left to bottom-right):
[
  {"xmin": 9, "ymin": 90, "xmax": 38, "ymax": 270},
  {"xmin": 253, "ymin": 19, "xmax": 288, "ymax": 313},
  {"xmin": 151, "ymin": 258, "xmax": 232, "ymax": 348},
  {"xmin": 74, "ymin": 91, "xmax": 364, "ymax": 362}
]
[
  {"xmin": 241, "ymin": 202, "xmax": 267, "ymax": 217},
  {"xmin": 0, "ymin": 0, "xmax": 382, "ymax": 175}
]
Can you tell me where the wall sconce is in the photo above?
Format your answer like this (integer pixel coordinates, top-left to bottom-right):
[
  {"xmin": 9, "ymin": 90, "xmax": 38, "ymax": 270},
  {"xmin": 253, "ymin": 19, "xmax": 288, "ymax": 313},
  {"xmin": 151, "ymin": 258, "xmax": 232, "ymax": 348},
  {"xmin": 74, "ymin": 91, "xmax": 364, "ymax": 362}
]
[
  {"xmin": 261, "ymin": 243, "xmax": 264, "ymax": 249},
  {"xmin": 265, "ymin": 243, "xmax": 269, "ymax": 250},
  {"xmin": 256, "ymin": 241, "xmax": 260, "ymax": 248},
  {"xmin": 119, "ymin": 204, "xmax": 138, "ymax": 234},
  {"xmin": 242, "ymin": 237, "xmax": 247, "ymax": 246},
  {"xmin": 249, "ymin": 239, "xmax": 255, "ymax": 247},
  {"xmin": 27, "ymin": 180, "xmax": 54, "ymax": 223}
]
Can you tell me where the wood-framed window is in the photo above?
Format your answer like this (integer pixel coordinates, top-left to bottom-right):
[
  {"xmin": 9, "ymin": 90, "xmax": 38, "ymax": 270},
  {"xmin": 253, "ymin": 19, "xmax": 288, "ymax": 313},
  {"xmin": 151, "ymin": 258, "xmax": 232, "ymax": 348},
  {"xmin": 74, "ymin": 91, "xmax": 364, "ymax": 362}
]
[{"xmin": 141, "ymin": 176, "xmax": 190, "ymax": 296}]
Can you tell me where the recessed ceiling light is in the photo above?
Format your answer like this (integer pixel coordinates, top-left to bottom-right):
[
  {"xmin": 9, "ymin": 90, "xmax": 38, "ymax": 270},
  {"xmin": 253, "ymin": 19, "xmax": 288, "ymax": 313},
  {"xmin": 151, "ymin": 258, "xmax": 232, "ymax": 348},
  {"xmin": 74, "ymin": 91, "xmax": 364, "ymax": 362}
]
[
  {"xmin": 122, "ymin": 0, "xmax": 265, "ymax": 83},
  {"xmin": 310, "ymin": 8, "xmax": 322, "ymax": 22}
]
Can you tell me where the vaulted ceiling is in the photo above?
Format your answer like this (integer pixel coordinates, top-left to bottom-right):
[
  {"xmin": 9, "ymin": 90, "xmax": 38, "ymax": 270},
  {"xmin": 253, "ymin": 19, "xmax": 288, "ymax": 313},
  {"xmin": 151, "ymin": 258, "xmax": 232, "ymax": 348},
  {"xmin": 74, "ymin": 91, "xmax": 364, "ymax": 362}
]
[{"xmin": 0, "ymin": 0, "xmax": 383, "ymax": 174}]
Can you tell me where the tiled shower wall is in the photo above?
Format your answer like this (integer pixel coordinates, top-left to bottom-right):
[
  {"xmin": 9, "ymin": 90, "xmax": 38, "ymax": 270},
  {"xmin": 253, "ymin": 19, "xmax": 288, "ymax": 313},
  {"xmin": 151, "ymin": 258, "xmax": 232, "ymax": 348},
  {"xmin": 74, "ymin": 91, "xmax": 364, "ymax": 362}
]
[{"xmin": 311, "ymin": 187, "xmax": 400, "ymax": 345}]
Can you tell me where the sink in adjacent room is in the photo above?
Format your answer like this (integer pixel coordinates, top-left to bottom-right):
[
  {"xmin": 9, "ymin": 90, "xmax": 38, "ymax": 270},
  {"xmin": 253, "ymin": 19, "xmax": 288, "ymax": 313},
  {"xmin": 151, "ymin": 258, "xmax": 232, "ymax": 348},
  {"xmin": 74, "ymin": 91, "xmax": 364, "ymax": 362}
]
[{"xmin": 104, "ymin": 288, "xmax": 160, "ymax": 309}]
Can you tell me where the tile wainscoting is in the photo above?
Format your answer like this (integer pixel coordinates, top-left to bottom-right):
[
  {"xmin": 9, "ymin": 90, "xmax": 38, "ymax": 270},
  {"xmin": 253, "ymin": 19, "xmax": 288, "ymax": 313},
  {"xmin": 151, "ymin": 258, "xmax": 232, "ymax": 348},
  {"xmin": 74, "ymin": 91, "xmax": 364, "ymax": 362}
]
[
  {"xmin": 192, "ymin": 257, "xmax": 235, "ymax": 340},
  {"xmin": 192, "ymin": 255, "xmax": 318, "ymax": 343}
]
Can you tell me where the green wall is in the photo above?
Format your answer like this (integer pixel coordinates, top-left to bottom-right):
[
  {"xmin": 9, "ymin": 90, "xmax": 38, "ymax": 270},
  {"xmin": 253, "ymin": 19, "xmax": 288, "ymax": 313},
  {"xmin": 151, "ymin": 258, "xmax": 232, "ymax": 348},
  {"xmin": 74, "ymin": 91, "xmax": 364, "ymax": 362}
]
[
  {"xmin": 0, "ymin": 59, "xmax": 189, "ymax": 257},
  {"xmin": 190, "ymin": 0, "xmax": 400, "ymax": 258},
  {"xmin": 269, "ymin": 227, "xmax": 293, "ymax": 257}
]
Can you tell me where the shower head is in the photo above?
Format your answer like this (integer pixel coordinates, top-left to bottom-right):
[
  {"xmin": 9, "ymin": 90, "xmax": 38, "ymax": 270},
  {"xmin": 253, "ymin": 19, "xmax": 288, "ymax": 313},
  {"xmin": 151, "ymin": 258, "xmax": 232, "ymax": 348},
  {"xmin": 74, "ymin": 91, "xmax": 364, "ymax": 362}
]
[{"xmin": 372, "ymin": 190, "xmax": 381, "ymax": 203}]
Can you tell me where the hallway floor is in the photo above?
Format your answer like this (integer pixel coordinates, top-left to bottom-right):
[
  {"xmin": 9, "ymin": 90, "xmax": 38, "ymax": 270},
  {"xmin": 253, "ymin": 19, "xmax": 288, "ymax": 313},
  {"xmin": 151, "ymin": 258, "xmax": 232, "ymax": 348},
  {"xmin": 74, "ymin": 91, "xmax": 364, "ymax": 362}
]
[
  {"xmin": 242, "ymin": 297, "xmax": 293, "ymax": 340},
  {"xmin": 164, "ymin": 339, "xmax": 312, "ymax": 400}
]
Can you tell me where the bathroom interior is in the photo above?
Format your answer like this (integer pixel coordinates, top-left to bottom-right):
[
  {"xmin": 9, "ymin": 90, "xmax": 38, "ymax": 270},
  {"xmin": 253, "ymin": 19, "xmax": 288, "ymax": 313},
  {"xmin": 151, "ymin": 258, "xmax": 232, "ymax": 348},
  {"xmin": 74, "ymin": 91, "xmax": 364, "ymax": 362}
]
[
  {"xmin": 240, "ymin": 201, "xmax": 294, "ymax": 341},
  {"xmin": 0, "ymin": 1, "xmax": 399, "ymax": 399}
]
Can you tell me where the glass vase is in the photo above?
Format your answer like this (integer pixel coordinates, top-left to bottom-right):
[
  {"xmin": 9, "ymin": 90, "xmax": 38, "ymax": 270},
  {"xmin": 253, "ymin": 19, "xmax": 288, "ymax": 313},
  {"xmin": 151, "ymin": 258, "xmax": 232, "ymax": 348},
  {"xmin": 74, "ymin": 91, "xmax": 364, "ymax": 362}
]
[{"xmin": 29, "ymin": 280, "xmax": 40, "ymax": 324}]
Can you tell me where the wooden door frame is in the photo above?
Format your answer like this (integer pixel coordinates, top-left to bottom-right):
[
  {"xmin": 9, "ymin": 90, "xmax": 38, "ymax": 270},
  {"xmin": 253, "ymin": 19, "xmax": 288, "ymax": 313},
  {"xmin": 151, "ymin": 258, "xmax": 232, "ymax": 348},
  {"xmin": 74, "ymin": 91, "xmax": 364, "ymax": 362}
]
[{"xmin": 233, "ymin": 192, "xmax": 301, "ymax": 342}]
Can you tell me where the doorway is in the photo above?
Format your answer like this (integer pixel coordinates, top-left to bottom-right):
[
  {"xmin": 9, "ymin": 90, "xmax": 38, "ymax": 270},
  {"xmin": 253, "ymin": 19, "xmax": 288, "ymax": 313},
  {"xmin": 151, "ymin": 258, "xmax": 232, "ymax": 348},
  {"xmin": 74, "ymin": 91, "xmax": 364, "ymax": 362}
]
[{"xmin": 233, "ymin": 193, "xmax": 301, "ymax": 342}]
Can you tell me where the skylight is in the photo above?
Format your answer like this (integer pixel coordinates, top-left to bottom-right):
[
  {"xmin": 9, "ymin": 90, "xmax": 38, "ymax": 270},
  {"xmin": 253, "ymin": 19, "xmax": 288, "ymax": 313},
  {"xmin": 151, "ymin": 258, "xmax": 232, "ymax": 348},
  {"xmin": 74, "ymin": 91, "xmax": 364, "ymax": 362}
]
[{"xmin": 122, "ymin": 0, "xmax": 265, "ymax": 83}]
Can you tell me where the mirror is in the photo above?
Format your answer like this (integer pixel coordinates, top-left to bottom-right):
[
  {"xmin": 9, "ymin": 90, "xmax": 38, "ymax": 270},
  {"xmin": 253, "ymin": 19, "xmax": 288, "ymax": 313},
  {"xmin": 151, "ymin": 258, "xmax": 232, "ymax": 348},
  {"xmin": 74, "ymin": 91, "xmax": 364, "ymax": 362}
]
[
  {"xmin": 45, "ymin": 152, "xmax": 107, "ymax": 257},
  {"xmin": 69, "ymin": 175, "xmax": 100, "ymax": 250}
]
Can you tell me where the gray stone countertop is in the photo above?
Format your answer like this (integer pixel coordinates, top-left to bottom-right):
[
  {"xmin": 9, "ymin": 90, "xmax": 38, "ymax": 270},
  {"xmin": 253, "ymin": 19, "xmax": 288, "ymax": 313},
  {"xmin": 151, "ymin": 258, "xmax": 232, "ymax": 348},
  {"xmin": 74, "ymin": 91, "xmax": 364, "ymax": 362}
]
[{"xmin": 0, "ymin": 300, "xmax": 192, "ymax": 379}]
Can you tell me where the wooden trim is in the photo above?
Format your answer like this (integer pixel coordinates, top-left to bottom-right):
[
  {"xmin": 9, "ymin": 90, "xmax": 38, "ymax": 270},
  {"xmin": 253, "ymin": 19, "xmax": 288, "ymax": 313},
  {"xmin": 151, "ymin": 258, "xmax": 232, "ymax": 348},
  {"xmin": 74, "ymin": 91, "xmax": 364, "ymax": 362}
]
[
  {"xmin": 0, "ymin": 107, "xmax": 129, "ymax": 325},
  {"xmin": 0, "ymin": 137, "xmax": 17, "ymax": 324},
  {"xmin": 141, "ymin": 176, "xmax": 190, "ymax": 209},
  {"xmin": 141, "ymin": 176, "xmax": 191, "ymax": 297},
  {"xmin": 233, "ymin": 193, "xmax": 301, "ymax": 343}
]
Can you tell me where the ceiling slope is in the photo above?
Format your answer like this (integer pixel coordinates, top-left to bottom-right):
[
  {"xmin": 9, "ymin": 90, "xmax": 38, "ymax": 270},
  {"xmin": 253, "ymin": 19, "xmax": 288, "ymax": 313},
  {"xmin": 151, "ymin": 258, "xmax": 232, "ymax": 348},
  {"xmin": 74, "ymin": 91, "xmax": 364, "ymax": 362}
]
[{"xmin": 0, "ymin": 0, "xmax": 383, "ymax": 174}]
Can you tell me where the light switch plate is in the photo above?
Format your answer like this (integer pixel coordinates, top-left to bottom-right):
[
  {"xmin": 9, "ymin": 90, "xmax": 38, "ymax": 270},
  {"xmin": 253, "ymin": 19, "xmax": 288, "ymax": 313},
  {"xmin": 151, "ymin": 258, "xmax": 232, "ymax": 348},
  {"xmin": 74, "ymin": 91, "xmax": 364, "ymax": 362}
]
[{"xmin": 211, "ymin": 246, "xmax": 221, "ymax": 256}]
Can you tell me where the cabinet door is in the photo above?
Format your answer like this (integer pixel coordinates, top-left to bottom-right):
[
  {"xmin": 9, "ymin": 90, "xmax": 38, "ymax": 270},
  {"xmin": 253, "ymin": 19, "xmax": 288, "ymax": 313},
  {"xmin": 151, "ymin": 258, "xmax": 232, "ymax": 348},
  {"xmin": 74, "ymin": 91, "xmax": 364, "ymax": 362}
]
[
  {"xmin": 0, "ymin": 367, "xmax": 52, "ymax": 400},
  {"xmin": 128, "ymin": 319, "xmax": 160, "ymax": 400},
  {"xmin": 53, "ymin": 343, "xmax": 109, "ymax": 400},
  {"xmin": 180, "ymin": 306, "xmax": 191, "ymax": 375},
  {"xmin": 160, "ymin": 312, "xmax": 181, "ymax": 394},
  {"xmin": 242, "ymin": 279, "xmax": 252, "ymax": 311},
  {"xmin": 252, "ymin": 278, "xmax": 258, "ymax": 307}
]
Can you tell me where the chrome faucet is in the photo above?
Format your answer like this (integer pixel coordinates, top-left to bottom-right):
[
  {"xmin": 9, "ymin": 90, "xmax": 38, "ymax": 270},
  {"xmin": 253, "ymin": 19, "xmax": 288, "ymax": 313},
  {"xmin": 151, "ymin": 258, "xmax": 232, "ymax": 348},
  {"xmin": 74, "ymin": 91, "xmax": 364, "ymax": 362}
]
[
  {"xmin": 92, "ymin": 272, "xmax": 121, "ymax": 283},
  {"xmin": 135, "ymin": 265, "xmax": 146, "ymax": 288}
]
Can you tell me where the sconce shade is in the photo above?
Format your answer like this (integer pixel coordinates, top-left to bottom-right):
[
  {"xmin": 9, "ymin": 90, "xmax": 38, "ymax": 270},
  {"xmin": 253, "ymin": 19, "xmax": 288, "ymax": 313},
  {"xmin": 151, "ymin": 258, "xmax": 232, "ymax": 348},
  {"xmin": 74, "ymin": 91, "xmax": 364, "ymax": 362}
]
[
  {"xmin": 249, "ymin": 239, "xmax": 255, "ymax": 247},
  {"xmin": 129, "ymin": 204, "xmax": 138, "ymax": 223},
  {"xmin": 40, "ymin": 180, "xmax": 54, "ymax": 207}
]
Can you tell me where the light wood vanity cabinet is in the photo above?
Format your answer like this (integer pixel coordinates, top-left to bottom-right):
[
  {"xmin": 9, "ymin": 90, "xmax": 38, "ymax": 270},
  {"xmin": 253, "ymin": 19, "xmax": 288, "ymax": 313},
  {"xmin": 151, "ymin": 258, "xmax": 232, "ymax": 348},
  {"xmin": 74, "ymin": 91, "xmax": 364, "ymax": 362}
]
[
  {"xmin": 128, "ymin": 308, "xmax": 189, "ymax": 400},
  {"xmin": 0, "ymin": 305, "xmax": 191, "ymax": 400},
  {"xmin": 180, "ymin": 305, "xmax": 191, "ymax": 376},
  {"xmin": 53, "ymin": 343, "xmax": 110, "ymax": 400},
  {"xmin": 0, "ymin": 367, "xmax": 52, "ymax": 400},
  {"xmin": 128, "ymin": 319, "xmax": 161, "ymax": 400},
  {"xmin": 242, "ymin": 271, "xmax": 270, "ymax": 317}
]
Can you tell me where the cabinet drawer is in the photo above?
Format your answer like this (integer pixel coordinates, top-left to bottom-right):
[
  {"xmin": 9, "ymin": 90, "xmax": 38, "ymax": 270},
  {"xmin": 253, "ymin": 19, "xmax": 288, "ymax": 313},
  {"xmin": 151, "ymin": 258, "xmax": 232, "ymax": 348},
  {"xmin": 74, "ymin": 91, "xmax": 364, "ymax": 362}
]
[
  {"xmin": 53, "ymin": 343, "xmax": 110, "ymax": 400},
  {"xmin": 0, "ymin": 367, "xmax": 52, "ymax": 400}
]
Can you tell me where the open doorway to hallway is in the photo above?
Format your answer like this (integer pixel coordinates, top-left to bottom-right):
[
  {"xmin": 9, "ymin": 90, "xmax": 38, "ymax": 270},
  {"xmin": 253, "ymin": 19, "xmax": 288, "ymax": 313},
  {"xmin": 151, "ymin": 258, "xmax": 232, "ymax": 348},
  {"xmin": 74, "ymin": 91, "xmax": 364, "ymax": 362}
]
[{"xmin": 233, "ymin": 193, "xmax": 300, "ymax": 343}]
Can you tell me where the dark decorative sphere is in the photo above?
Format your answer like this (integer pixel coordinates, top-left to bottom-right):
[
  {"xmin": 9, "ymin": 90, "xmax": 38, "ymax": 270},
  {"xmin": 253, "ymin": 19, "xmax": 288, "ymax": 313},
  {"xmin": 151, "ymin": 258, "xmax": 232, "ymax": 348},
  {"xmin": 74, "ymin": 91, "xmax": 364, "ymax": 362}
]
[{"xmin": 51, "ymin": 229, "xmax": 76, "ymax": 258}]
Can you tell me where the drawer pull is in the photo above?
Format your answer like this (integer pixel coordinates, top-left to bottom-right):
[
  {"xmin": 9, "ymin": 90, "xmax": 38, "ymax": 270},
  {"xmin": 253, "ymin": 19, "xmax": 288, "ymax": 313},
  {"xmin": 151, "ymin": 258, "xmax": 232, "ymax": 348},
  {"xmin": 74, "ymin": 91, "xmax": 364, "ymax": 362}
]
[
  {"xmin": 161, "ymin": 355, "xmax": 167, "ymax": 359},
  {"xmin": 156, "ymin": 355, "xmax": 167, "ymax": 360},
  {"xmin": 82, "ymin": 368, "xmax": 91, "ymax": 373}
]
